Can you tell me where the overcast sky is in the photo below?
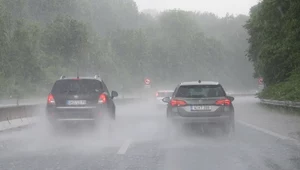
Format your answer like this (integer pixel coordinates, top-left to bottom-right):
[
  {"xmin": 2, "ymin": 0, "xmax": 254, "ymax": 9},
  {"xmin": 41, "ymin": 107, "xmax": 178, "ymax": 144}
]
[{"xmin": 134, "ymin": 0, "xmax": 260, "ymax": 17}]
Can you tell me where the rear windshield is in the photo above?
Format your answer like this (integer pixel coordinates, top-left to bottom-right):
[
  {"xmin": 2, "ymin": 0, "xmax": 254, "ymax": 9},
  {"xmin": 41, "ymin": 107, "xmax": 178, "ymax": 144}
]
[
  {"xmin": 157, "ymin": 92, "xmax": 173, "ymax": 97},
  {"xmin": 51, "ymin": 79, "xmax": 103, "ymax": 94},
  {"xmin": 175, "ymin": 85, "xmax": 225, "ymax": 98}
]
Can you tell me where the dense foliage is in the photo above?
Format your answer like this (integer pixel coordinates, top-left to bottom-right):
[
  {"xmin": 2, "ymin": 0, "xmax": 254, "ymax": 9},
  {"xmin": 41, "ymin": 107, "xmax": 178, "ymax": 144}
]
[
  {"xmin": 245, "ymin": 0, "xmax": 300, "ymax": 100},
  {"xmin": 0, "ymin": 0, "xmax": 254, "ymax": 97}
]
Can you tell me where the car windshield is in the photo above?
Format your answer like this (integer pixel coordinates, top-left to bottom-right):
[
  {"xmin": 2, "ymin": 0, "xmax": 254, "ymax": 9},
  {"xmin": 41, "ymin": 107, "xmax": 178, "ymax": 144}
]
[
  {"xmin": 51, "ymin": 79, "xmax": 103, "ymax": 94},
  {"xmin": 175, "ymin": 85, "xmax": 226, "ymax": 98}
]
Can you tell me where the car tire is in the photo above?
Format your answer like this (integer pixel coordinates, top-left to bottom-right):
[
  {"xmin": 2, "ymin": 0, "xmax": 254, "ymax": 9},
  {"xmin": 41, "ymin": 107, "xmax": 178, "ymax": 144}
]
[
  {"xmin": 222, "ymin": 119, "xmax": 235, "ymax": 136},
  {"xmin": 90, "ymin": 121, "xmax": 99, "ymax": 129},
  {"xmin": 110, "ymin": 112, "xmax": 116, "ymax": 120},
  {"xmin": 111, "ymin": 110, "xmax": 116, "ymax": 120},
  {"xmin": 49, "ymin": 123, "xmax": 60, "ymax": 135},
  {"xmin": 107, "ymin": 108, "xmax": 116, "ymax": 121},
  {"xmin": 166, "ymin": 110, "xmax": 172, "ymax": 118},
  {"xmin": 165, "ymin": 119, "xmax": 176, "ymax": 139}
]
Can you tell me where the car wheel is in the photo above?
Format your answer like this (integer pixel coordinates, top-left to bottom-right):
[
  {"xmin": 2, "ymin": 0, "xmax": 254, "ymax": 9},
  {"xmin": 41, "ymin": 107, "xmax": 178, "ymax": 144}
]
[
  {"xmin": 107, "ymin": 108, "xmax": 116, "ymax": 121},
  {"xmin": 49, "ymin": 123, "xmax": 60, "ymax": 135},
  {"xmin": 222, "ymin": 119, "xmax": 235, "ymax": 136},
  {"xmin": 166, "ymin": 110, "xmax": 172, "ymax": 118},
  {"xmin": 164, "ymin": 120, "xmax": 176, "ymax": 139},
  {"xmin": 111, "ymin": 112, "xmax": 116, "ymax": 120},
  {"xmin": 90, "ymin": 121, "xmax": 99, "ymax": 129}
]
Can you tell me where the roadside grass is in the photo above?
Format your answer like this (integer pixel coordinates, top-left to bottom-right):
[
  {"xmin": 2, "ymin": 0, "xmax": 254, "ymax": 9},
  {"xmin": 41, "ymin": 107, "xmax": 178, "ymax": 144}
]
[
  {"xmin": 258, "ymin": 72, "xmax": 300, "ymax": 115},
  {"xmin": 259, "ymin": 73, "xmax": 300, "ymax": 101}
]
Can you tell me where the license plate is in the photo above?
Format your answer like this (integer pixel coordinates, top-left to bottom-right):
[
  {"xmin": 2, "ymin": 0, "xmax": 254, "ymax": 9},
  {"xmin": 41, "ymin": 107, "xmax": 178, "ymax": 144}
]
[
  {"xmin": 66, "ymin": 100, "xmax": 86, "ymax": 105},
  {"xmin": 191, "ymin": 105, "xmax": 211, "ymax": 111}
]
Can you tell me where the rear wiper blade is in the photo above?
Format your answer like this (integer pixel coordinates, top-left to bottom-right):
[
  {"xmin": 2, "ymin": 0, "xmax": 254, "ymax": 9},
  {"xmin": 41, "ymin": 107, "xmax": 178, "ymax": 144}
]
[
  {"xmin": 61, "ymin": 89, "xmax": 78, "ymax": 94},
  {"xmin": 191, "ymin": 96, "xmax": 205, "ymax": 98}
]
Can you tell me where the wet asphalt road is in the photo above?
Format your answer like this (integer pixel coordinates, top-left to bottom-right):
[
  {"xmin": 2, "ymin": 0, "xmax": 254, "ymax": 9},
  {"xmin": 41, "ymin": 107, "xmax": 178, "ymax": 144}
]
[{"xmin": 0, "ymin": 97, "xmax": 300, "ymax": 170}]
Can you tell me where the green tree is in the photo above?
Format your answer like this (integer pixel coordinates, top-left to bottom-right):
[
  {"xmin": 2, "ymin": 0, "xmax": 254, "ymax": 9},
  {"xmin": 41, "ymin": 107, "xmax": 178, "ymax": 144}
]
[
  {"xmin": 246, "ymin": 0, "xmax": 300, "ymax": 100},
  {"xmin": 0, "ymin": 0, "xmax": 257, "ymax": 97},
  {"xmin": 42, "ymin": 16, "xmax": 89, "ymax": 67}
]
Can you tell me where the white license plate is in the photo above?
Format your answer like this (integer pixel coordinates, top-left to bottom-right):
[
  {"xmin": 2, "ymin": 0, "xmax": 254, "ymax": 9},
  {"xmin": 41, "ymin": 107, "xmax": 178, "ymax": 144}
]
[
  {"xmin": 66, "ymin": 100, "xmax": 86, "ymax": 105},
  {"xmin": 191, "ymin": 105, "xmax": 212, "ymax": 111}
]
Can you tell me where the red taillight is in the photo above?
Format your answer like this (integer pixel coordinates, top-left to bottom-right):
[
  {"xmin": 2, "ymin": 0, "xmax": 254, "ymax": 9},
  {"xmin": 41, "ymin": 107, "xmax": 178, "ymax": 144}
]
[
  {"xmin": 170, "ymin": 99, "xmax": 187, "ymax": 106},
  {"xmin": 215, "ymin": 99, "xmax": 231, "ymax": 106},
  {"xmin": 156, "ymin": 92, "xmax": 158, "ymax": 97},
  {"xmin": 47, "ymin": 93, "xmax": 55, "ymax": 104},
  {"xmin": 98, "ymin": 93, "xmax": 107, "ymax": 104}
]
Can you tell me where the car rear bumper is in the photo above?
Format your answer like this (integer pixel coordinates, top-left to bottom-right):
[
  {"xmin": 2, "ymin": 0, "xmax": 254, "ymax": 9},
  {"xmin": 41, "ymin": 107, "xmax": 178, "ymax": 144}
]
[
  {"xmin": 169, "ymin": 115, "xmax": 231, "ymax": 124},
  {"xmin": 46, "ymin": 106, "xmax": 105, "ymax": 123},
  {"xmin": 55, "ymin": 118, "xmax": 96, "ymax": 122}
]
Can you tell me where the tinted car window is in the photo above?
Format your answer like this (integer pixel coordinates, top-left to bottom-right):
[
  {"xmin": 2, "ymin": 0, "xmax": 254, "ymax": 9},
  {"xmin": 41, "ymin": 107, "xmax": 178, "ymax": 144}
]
[
  {"xmin": 51, "ymin": 79, "xmax": 103, "ymax": 94},
  {"xmin": 175, "ymin": 85, "xmax": 225, "ymax": 98},
  {"xmin": 157, "ymin": 92, "xmax": 173, "ymax": 97}
]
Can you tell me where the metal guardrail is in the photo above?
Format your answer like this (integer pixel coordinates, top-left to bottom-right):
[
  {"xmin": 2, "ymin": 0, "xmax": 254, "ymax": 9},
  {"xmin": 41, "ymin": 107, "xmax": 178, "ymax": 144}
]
[
  {"xmin": 0, "ymin": 94, "xmax": 140, "ymax": 108},
  {"xmin": 0, "ymin": 98, "xmax": 44, "ymax": 108},
  {"xmin": 227, "ymin": 93, "xmax": 256, "ymax": 97},
  {"xmin": 0, "ymin": 105, "xmax": 39, "ymax": 123},
  {"xmin": 260, "ymin": 99, "xmax": 300, "ymax": 108},
  {"xmin": 0, "ymin": 92, "xmax": 256, "ymax": 122},
  {"xmin": 0, "ymin": 97, "xmax": 140, "ymax": 123}
]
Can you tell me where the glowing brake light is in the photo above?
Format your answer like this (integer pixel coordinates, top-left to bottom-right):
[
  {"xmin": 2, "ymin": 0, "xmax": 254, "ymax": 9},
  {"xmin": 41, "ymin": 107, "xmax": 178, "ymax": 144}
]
[
  {"xmin": 215, "ymin": 99, "xmax": 231, "ymax": 106},
  {"xmin": 170, "ymin": 99, "xmax": 187, "ymax": 106},
  {"xmin": 156, "ymin": 92, "xmax": 159, "ymax": 97},
  {"xmin": 98, "ymin": 93, "xmax": 107, "ymax": 104},
  {"xmin": 47, "ymin": 93, "xmax": 55, "ymax": 104}
]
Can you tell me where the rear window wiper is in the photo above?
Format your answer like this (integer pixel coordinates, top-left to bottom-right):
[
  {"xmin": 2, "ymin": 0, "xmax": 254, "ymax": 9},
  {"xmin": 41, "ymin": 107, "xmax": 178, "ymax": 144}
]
[
  {"xmin": 189, "ymin": 95, "xmax": 205, "ymax": 98},
  {"xmin": 60, "ymin": 89, "xmax": 78, "ymax": 93}
]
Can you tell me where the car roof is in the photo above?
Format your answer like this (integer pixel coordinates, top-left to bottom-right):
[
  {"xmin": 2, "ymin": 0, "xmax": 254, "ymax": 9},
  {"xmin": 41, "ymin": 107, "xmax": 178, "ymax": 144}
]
[
  {"xmin": 157, "ymin": 90, "xmax": 174, "ymax": 92},
  {"xmin": 179, "ymin": 81, "xmax": 220, "ymax": 86},
  {"xmin": 57, "ymin": 76, "xmax": 102, "ymax": 81}
]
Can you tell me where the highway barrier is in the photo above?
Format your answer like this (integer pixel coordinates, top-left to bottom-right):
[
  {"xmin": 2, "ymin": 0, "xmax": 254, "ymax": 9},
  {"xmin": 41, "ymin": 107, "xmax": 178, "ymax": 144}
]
[
  {"xmin": 260, "ymin": 99, "xmax": 300, "ymax": 108},
  {"xmin": 0, "ymin": 98, "xmax": 138, "ymax": 121},
  {"xmin": 227, "ymin": 92, "xmax": 256, "ymax": 97},
  {"xmin": 0, "ymin": 97, "xmax": 140, "ymax": 132},
  {"xmin": 0, "ymin": 92, "xmax": 255, "ymax": 132},
  {"xmin": 0, "ymin": 92, "xmax": 255, "ymax": 122}
]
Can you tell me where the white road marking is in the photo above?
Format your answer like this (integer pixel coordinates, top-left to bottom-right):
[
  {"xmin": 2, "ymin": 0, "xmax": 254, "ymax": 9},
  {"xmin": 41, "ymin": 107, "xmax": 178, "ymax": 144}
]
[
  {"xmin": 237, "ymin": 120, "xmax": 300, "ymax": 145},
  {"xmin": 117, "ymin": 139, "xmax": 132, "ymax": 155}
]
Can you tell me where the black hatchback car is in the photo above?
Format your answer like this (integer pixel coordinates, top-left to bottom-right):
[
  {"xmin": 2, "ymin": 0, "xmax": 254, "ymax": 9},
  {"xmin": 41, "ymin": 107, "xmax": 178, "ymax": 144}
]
[
  {"xmin": 162, "ymin": 80, "xmax": 235, "ymax": 134},
  {"xmin": 46, "ymin": 75, "xmax": 118, "ymax": 127}
]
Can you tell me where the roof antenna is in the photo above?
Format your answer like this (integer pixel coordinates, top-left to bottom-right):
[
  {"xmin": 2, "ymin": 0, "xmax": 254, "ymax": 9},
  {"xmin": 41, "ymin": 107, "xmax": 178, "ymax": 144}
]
[{"xmin": 76, "ymin": 66, "xmax": 79, "ymax": 79}]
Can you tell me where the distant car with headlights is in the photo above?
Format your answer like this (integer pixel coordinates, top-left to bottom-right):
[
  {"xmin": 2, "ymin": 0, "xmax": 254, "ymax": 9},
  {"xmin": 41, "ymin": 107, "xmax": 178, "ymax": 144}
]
[
  {"xmin": 155, "ymin": 90, "xmax": 173, "ymax": 106},
  {"xmin": 162, "ymin": 80, "xmax": 235, "ymax": 134},
  {"xmin": 46, "ymin": 75, "xmax": 118, "ymax": 128}
]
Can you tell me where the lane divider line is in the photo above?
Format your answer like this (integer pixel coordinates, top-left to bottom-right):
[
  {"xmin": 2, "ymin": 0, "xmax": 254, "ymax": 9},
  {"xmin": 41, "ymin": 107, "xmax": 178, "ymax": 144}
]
[
  {"xmin": 237, "ymin": 120, "xmax": 300, "ymax": 145},
  {"xmin": 117, "ymin": 139, "xmax": 132, "ymax": 155}
]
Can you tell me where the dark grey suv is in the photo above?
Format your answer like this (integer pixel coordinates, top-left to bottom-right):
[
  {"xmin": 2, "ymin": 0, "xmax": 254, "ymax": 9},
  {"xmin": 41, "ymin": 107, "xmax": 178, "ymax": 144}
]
[
  {"xmin": 46, "ymin": 75, "xmax": 118, "ymax": 127},
  {"xmin": 162, "ymin": 80, "xmax": 235, "ymax": 134}
]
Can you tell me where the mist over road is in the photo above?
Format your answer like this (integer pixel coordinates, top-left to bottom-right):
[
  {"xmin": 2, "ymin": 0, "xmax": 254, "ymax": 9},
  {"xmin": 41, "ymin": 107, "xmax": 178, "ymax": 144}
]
[{"xmin": 0, "ymin": 96, "xmax": 300, "ymax": 170}]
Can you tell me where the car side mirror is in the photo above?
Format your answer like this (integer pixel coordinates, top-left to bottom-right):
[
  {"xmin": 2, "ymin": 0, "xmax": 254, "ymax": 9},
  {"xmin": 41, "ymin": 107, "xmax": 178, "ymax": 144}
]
[
  {"xmin": 162, "ymin": 97, "xmax": 171, "ymax": 103},
  {"xmin": 227, "ymin": 96, "xmax": 234, "ymax": 102},
  {"xmin": 111, "ymin": 91, "xmax": 118, "ymax": 99}
]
